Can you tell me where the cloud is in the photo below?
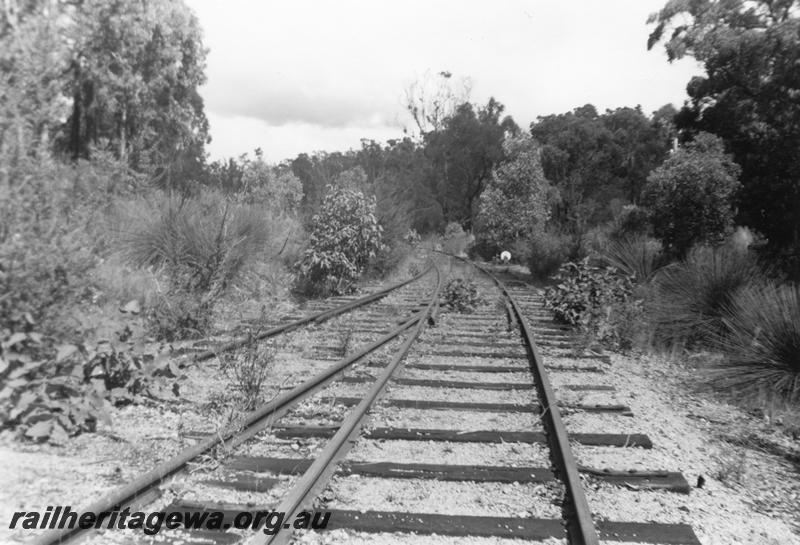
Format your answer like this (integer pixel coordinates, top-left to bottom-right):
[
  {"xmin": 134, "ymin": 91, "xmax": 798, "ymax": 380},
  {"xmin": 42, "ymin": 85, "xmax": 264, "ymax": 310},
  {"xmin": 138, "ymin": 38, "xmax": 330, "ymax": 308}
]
[
  {"xmin": 205, "ymin": 83, "xmax": 398, "ymax": 128},
  {"xmin": 187, "ymin": 0, "xmax": 703, "ymax": 160},
  {"xmin": 205, "ymin": 113, "xmax": 405, "ymax": 163}
]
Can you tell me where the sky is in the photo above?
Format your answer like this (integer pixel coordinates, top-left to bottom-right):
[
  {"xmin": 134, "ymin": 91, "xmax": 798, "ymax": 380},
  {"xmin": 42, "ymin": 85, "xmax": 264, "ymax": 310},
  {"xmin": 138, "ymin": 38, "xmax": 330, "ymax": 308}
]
[{"xmin": 186, "ymin": 0, "xmax": 704, "ymax": 163}]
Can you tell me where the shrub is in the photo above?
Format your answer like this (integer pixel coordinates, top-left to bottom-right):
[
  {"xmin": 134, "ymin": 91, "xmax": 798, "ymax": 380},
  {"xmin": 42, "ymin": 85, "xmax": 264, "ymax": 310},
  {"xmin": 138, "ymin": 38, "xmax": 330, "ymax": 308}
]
[
  {"xmin": 121, "ymin": 191, "xmax": 271, "ymax": 295},
  {"xmin": 650, "ymin": 244, "xmax": 764, "ymax": 347},
  {"xmin": 602, "ymin": 235, "xmax": 665, "ymax": 284},
  {"xmin": 473, "ymin": 136, "xmax": 552, "ymax": 255},
  {"xmin": 0, "ymin": 160, "xmax": 124, "ymax": 335},
  {"xmin": 295, "ymin": 185, "xmax": 383, "ymax": 296},
  {"xmin": 146, "ymin": 291, "xmax": 214, "ymax": 342},
  {"xmin": 610, "ymin": 204, "xmax": 651, "ymax": 240},
  {"xmin": 527, "ymin": 230, "xmax": 574, "ymax": 280},
  {"xmin": 404, "ymin": 229, "xmax": 421, "ymax": 246},
  {"xmin": 582, "ymin": 224, "xmax": 613, "ymax": 257},
  {"xmin": 222, "ymin": 333, "xmax": 276, "ymax": 411},
  {"xmin": 0, "ymin": 325, "xmax": 183, "ymax": 443},
  {"xmin": 442, "ymin": 222, "xmax": 471, "ymax": 256},
  {"xmin": 543, "ymin": 258, "xmax": 639, "ymax": 350},
  {"xmin": 710, "ymin": 282, "xmax": 800, "ymax": 402},
  {"xmin": 642, "ymin": 132, "xmax": 741, "ymax": 257},
  {"xmin": 442, "ymin": 278, "xmax": 480, "ymax": 313}
]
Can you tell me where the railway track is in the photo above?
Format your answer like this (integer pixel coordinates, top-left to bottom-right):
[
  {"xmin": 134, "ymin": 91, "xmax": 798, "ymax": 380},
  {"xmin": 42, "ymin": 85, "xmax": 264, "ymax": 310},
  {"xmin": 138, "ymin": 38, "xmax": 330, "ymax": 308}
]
[
  {"xmin": 31, "ymin": 256, "xmax": 702, "ymax": 545},
  {"xmin": 29, "ymin": 262, "xmax": 441, "ymax": 545}
]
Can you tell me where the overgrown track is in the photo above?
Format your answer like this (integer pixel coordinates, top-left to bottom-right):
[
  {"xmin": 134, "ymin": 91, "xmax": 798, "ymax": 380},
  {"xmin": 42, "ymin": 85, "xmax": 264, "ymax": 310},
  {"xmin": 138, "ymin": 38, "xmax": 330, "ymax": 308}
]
[
  {"xmin": 29, "ymin": 265, "xmax": 442, "ymax": 545},
  {"xmin": 187, "ymin": 263, "xmax": 436, "ymax": 364},
  {"xmin": 32, "ymin": 258, "xmax": 702, "ymax": 545},
  {"xmin": 232, "ymin": 258, "xmax": 701, "ymax": 545}
]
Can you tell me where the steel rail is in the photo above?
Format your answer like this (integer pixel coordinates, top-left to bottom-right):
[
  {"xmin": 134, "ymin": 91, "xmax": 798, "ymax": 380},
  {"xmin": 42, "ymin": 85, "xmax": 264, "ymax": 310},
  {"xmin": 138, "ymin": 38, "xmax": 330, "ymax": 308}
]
[
  {"xmin": 30, "ymin": 266, "xmax": 440, "ymax": 545},
  {"xmin": 461, "ymin": 258, "xmax": 599, "ymax": 545},
  {"xmin": 188, "ymin": 262, "xmax": 434, "ymax": 364},
  {"xmin": 250, "ymin": 264, "xmax": 444, "ymax": 545}
]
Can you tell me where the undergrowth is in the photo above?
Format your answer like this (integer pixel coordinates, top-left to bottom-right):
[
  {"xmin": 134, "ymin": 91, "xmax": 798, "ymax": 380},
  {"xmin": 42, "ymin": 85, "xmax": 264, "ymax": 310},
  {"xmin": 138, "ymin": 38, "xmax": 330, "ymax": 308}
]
[
  {"xmin": 709, "ymin": 282, "xmax": 800, "ymax": 403},
  {"xmin": 222, "ymin": 331, "xmax": 276, "ymax": 411},
  {"xmin": 442, "ymin": 278, "xmax": 480, "ymax": 313},
  {"xmin": 650, "ymin": 245, "xmax": 764, "ymax": 348}
]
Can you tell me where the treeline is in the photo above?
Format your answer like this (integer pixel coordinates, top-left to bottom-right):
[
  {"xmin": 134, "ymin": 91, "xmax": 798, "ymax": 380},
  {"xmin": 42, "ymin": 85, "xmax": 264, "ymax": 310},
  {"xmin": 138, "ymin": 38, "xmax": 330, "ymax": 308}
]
[{"xmin": 1, "ymin": 0, "xmax": 208, "ymax": 186}]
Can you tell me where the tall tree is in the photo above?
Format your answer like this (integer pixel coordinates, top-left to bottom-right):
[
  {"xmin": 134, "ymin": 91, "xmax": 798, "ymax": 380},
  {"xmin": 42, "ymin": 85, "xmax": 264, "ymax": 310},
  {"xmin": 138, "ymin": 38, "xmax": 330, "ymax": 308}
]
[
  {"xmin": 404, "ymin": 70, "xmax": 472, "ymax": 137},
  {"xmin": 474, "ymin": 135, "xmax": 554, "ymax": 254},
  {"xmin": 648, "ymin": 0, "xmax": 800, "ymax": 269},
  {"xmin": 62, "ymin": 0, "xmax": 209, "ymax": 187},
  {"xmin": 530, "ymin": 104, "xmax": 670, "ymax": 233},
  {"xmin": 423, "ymin": 98, "xmax": 517, "ymax": 229},
  {"xmin": 0, "ymin": 0, "xmax": 70, "ymax": 166}
]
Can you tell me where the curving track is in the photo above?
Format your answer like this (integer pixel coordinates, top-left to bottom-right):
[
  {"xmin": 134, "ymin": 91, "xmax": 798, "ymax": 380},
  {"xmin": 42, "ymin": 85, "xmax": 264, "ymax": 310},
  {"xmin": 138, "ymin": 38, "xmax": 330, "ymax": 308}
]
[
  {"xmin": 29, "ymin": 263, "xmax": 441, "ymax": 545},
  {"xmin": 30, "ymin": 256, "xmax": 703, "ymax": 545}
]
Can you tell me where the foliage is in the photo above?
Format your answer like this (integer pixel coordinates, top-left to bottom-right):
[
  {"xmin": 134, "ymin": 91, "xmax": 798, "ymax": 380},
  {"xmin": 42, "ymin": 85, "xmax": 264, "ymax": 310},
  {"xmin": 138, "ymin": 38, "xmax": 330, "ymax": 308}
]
[
  {"xmin": 146, "ymin": 291, "xmax": 213, "ymax": 342},
  {"xmin": 423, "ymin": 98, "xmax": 518, "ymax": 229},
  {"xmin": 295, "ymin": 185, "xmax": 383, "ymax": 296},
  {"xmin": 648, "ymin": 0, "xmax": 800, "ymax": 275},
  {"xmin": 602, "ymin": 235, "xmax": 665, "ymax": 284},
  {"xmin": 474, "ymin": 136, "xmax": 553, "ymax": 255},
  {"xmin": 709, "ymin": 282, "xmax": 800, "ymax": 402},
  {"xmin": 444, "ymin": 222, "xmax": 465, "ymax": 239},
  {"xmin": 0, "ymin": 159, "xmax": 141, "ymax": 335},
  {"xmin": 404, "ymin": 229, "xmax": 421, "ymax": 246},
  {"xmin": 120, "ymin": 190, "xmax": 282, "ymax": 341},
  {"xmin": 0, "ymin": 0, "xmax": 209, "ymax": 183},
  {"xmin": 543, "ymin": 258, "xmax": 640, "ymax": 350},
  {"xmin": 442, "ymin": 222, "xmax": 471, "ymax": 256},
  {"xmin": 611, "ymin": 204, "xmax": 651, "ymax": 240},
  {"xmin": 643, "ymin": 133, "xmax": 741, "ymax": 257},
  {"xmin": 650, "ymin": 245, "xmax": 764, "ymax": 347},
  {"xmin": 526, "ymin": 229, "xmax": 574, "ymax": 280},
  {"xmin": 238, "ymin": 151, "xmax": 303, "ymax": 211},
  {"xmin": 0, "ymin": 325, "xmax": 183, "ymax": 444},
  {"xmin": 442, "ymin": 278, "xmax": 480, "ymax": 313},
  {"xmin": 404, "ymin": 70, "xmax": 473, "ymax": 135},
  {"xmin": 544, "ymin": 258, "xmax": 634, "ymax": 325},
  {"xmin": 222, "ymin": 333, "xmax": 276, "ymax": 411},
  {"xmin": 0, "ymin": 2, "xmax": 70, "ymax": 164},
  {"xmin": 122, "ymin": 191, "xmax": 271, "ymax": 295},
  {"xmin": 63, "ymin": 0, "xmax": 209, "ymax": 185},
  {"xmin": 530, "ymin": 104, "xmax": 671, "ymax": 232}
]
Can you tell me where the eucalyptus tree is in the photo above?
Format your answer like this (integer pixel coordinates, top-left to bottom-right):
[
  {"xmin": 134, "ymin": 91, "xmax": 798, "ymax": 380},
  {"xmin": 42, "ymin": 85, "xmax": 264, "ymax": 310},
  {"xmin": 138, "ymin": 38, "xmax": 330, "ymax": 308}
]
[
  {"xmin": 648, "ymin": 0, "xmax": 800, "ymax": 270},
  {"xmin": 62, "ymin": 0, "xmax": 209, "ymax": 187}
]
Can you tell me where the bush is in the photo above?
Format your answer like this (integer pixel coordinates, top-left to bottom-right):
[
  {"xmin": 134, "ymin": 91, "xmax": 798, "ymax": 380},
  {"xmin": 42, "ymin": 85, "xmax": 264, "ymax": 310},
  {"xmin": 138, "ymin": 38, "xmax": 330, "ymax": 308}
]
[
  {"xmin": 442, "ymin": 222, "xmax": 471, "ymax": 256},
  {"xmin": 708, "ymin": 282, "xmax": 800, "ymax": 402},
  {"xmin": 527, "ymin": 230, "xmax": 574, "ymax": 280},
  {"xmin": 146, "ymin": 291, "xmax": 214, "ymax": 342},
  {"xmin": 610, "ymin": 204, "xmax": 651, "ymax": 240},
  {"xmin": 404, "ymin": 229, "xmax": 421, "ymax": 246},
  {"xmin": 442, "ymin": 278, "xmax": 480, "ymax": 313},
  {"xmin": 473, "ymin": 136, "xmax": 552, "ymax": 255},
  {"xmin": 0, "ymin": 324, "xmax": 183, "ymax": 443},
  {"xmin": 602, "ymin": 235, "xmax": 665, "ymax": 284},
  {"xmin": 295, "ymin": 185, "xmax": 383, "ymax": 296},
  {"xmin": 642, "ymin": 132, "xmax": 741, "ymax": 257},
  {"xmin": 543, "ymin": 258, "xmax": 640, "ymax": 350},
  {"xmin": 651, "ymin": 244, "xmax": 764, "ymax": 347},
  {"xmin": 222, "ymin": 333, "xmax": 276, "ymax": 411},
  {"xmin": 0, "ymin": 160, "xmax": 127, "ymax": 335},
  {"xmin": 121, "ymin": 191, "xmax": 271, "ymax": 295}
]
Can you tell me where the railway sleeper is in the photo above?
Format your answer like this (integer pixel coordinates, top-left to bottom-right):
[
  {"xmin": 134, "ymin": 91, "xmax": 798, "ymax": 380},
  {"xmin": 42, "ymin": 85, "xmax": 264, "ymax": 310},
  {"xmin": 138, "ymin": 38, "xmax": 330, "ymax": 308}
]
[
  {"xmin": 272, "ymin": 425, "xmax": 654, "ymax": 448},
  {"xmin": 222, "ymin": 457, "xmax": 691, "ymax": 493}
]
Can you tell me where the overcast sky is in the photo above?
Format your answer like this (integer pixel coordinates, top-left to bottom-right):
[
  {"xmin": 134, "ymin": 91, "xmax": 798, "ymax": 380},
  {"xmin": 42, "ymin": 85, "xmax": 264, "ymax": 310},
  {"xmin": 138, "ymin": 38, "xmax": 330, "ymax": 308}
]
[{"xmin": 186, "ymin": 0, "xmax": 703, "ymax": 163}]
